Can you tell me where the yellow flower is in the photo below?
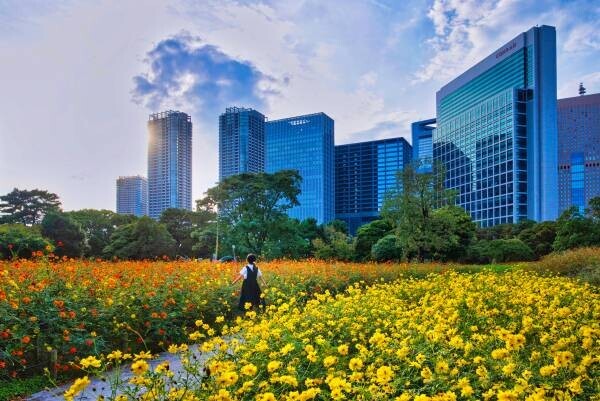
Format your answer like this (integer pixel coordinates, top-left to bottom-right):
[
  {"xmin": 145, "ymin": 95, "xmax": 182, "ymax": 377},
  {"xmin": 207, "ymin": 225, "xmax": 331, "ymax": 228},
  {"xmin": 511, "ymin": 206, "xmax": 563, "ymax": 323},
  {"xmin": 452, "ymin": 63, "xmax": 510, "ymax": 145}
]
[
  {"xmin": 349, "ymin": 357, "xmax": 363, "ymax": 371},
  {"xmin": 337, "ymin": 344, "xmax": 349, "ymax": 355},
  {"xmin": 256, "ymin": 392, "xmax": 276, "ymax": 401},
  {"xmin": 217, "ymin": 371, "xmax": 239, "ymax": 387},
  {"xmin": 539, "ymin": 365, "xmax": 557, "ymax": 377},
  {"xmin": 241, "ymin": 363, "xmax": 258, "ymax": 376},
  {"xmin": 376, "ymin": 365, "xmax": 393, "ymax": 384},
  {"xmin": 79, "ymin": 356, "xmax": 101, "ymax": 369},
  {"xmin": 497, "ymin": 390, "xmax": 518, "ymax": 401},
  {"xmin": 323, "ymin": 356, "xmax": 337, "ymax": 368},
  {"xmin": 107, "ymin": 350, "xmax": 123, "ymax": 361},
  {"xmin": 267, "ymin": 360, "xmax": 281, "ymax": 373},
  {"xmin": 131, "ymin": 360, "xmax": 149, "ymax": 376}
]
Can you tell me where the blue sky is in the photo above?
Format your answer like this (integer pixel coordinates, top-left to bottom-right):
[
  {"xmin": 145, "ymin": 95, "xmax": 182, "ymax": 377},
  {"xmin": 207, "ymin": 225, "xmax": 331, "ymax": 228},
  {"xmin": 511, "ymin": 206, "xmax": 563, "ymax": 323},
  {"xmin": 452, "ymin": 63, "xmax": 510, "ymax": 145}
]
[{"xmin": 1, "ymin": 0, "xmax": 599, "ymax": 211}]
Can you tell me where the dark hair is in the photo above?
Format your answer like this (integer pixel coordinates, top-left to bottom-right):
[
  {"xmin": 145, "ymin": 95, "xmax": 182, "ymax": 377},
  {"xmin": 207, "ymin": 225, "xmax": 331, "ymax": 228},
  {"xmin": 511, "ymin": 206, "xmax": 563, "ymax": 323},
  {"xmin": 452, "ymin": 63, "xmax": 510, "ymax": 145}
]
[{"xmin": 246, "ymin": 253, "xmax": 257, "ymax": 264}]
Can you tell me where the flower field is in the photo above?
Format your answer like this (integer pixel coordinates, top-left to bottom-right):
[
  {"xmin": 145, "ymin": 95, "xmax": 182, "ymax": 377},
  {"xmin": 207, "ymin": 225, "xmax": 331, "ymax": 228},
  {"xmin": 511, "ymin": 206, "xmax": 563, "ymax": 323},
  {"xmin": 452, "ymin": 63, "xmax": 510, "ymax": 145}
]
[
  {"xmin": 1, "ymin": 258, "xmax": 460, "ymax": 380},
  {"xmin": 72, "ymin": 271, "xmax": 599, "ymax": 400}
]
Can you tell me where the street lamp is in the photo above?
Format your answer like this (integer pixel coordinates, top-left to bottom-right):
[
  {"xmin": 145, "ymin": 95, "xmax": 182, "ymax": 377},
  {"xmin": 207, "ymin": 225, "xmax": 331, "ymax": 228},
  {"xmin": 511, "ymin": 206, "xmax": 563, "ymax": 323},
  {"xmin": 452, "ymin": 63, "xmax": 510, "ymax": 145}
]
[{"xmin": 232, "ymin": 244, "xmax": 236, "ymax": 261}]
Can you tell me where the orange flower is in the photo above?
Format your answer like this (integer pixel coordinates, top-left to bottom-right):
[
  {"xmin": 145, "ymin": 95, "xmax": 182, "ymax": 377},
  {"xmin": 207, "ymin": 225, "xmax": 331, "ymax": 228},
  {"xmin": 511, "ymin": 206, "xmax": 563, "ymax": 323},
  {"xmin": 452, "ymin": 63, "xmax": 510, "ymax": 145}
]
[{"xmin": 21, "ymin": 336, "xmax": 31, "ymax": 344}]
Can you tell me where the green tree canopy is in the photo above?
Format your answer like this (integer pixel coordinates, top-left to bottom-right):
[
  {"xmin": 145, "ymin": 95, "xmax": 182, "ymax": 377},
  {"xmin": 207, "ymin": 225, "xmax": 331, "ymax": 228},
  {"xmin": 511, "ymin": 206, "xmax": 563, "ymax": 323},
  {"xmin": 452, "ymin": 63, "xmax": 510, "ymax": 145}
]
[
  {"xmin": 160, "ymin": 208, "xmax": 215, "ymax": 258},
  {"xmin": 371, "ymin": 234, "xmax": 402, "ymax": 262},
  {"xmin": 198, "ymin": 170, "xmax": 302, "ymax": 256},
  {"xmin": 517, "ymin": 221, "xmax": 557, "ymax": 258},
  {"xmin": 0, "ymin": 188, "xmax": 61, "ymax": 225},
  {"xmin": 67, "ymin": 209, "xmax": 136, "ymax": 258},
  {"xmin": 553, "ymin": 207, "xmax": 600, "ymax": 251},
  {"xmin": 312, "ymin": 225, "xmax": 354, "ymax": 261},
  {"xmin": 41, "ymin": 212, "xmax": 86, "ymax": 258},
  {"xmin": 103, "ymin": 217, "xmax": 176, "ymax": 260},
  {"xmin": 354, "ymin": 219, "xmax": 393, "ymax": 261}
]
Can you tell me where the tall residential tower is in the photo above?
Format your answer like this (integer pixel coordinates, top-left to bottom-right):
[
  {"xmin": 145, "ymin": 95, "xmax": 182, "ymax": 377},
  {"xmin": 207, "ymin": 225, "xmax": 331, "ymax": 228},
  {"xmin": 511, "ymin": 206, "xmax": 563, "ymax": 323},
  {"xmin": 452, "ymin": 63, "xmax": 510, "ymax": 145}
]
[
  {"xmin": 219, "ymin": 107, "xmax": 265, "ymax": 180},
  {"xmin": 266, "ymin": 113, "xmax": 335, "ymax": 224},
  {"xmin": 116, "ymin": 176, "xmax": 148, "ymax": 217},
  {"xmin": 433, "ymin": 25, "xmax": 558, "ymax": 227},
  {"xmin": 147, "ymin": 111, "xmax": 192, "ymax": 219}
]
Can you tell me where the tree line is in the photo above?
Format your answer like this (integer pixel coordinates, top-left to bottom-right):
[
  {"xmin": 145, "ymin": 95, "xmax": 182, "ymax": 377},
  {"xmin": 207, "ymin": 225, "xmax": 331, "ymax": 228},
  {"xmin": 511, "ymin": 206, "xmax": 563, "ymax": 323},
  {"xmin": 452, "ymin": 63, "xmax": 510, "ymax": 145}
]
[{"xmin": 1, "ymin": 165, "xmax": 600, "ymax": 262}]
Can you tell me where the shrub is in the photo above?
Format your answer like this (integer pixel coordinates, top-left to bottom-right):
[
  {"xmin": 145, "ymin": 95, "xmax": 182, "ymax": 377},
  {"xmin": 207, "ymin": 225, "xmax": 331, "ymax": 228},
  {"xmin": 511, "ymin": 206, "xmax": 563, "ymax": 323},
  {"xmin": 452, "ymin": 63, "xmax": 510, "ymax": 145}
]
[
  {"xmin": 371, "ymin": 234, "xmax": 402, "ymax": 261},
  {"xmin": 533, "ymin": 247, "xmax": 600, "ymax": 284},
  {"xmin": 467, "ymin": 238, "xmax": 534, "ymax": 263},
  {"xmin": 0, "ymin": 224, "xmax": 52, "ymax": 259},
  {"xmin": 41, "ymin": 212, "xmax": 86, "ymax": 258}
]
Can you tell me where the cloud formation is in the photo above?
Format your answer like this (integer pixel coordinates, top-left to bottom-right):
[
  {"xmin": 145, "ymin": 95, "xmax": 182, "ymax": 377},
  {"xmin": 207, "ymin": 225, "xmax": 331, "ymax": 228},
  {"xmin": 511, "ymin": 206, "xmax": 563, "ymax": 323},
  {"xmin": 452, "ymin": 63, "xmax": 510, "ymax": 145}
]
[{"xmin": 132, "ymin": 32, "xmax": 280, "ymax": 118}]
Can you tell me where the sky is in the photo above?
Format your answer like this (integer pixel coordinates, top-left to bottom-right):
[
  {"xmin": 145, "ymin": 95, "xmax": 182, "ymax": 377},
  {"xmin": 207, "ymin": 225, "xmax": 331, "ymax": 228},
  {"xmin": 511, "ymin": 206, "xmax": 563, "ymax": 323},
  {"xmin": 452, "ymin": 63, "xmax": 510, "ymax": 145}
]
[{"xmin": 1, "ymin": 0, "xmax": 599, "ymax": 211}]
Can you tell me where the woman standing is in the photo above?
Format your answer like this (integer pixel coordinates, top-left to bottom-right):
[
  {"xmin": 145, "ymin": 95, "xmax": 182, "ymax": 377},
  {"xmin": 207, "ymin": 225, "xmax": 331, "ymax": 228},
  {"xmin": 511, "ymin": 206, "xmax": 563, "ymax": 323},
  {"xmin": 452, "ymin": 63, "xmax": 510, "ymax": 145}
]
[{"xmin": 231, "ymin": 254, "xmax": 267, "ymax": 310}]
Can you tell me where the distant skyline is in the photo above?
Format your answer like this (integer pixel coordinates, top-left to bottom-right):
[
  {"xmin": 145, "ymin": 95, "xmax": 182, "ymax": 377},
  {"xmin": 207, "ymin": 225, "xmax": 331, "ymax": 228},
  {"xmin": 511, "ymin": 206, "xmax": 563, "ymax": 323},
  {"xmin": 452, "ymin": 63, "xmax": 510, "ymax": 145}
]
[{"xmin": 1, "ymin": 0, "xmax": 599, "ymax": 211}]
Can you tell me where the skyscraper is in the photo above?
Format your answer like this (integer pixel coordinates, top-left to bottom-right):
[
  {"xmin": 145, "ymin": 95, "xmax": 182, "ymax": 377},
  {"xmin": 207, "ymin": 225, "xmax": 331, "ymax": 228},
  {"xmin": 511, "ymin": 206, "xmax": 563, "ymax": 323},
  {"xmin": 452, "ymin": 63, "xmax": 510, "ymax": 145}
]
[
  {"xmin": 558, "ymin": 92, "xmax": 600, "ymax": 213},
  {"xmin": 411, "ymin": 118, "xmax": 436, "ymax": 172},
  {"xmin": 147, "ymin": 110, "xmax": 192, "ymax": 219},
  {"xmin": 335, "ymin": 137, "xmax": 412, "ymax": 233},
  {"xmin": 116, "ymin": 176, "xmax": 148, "ymax": 217},
  {"xmin": 266, "ymin": 113, "xmax": 335, "ymax": 224},
  {"xmin": 433, "ymin": 25, "xmax": 558, "ymax": 227},
  {"xmin": 219, "ymin": 107, "xmax": 265, "ymax": 180}
]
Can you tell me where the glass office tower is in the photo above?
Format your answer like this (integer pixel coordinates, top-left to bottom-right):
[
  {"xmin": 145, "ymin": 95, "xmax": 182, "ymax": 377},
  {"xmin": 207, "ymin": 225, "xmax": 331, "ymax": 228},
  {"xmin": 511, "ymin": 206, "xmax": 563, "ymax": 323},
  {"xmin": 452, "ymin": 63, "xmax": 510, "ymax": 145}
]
[
  {"xmin": 116, "ymin": 176, "xmax": 148, "ymax": 217},
  {"xmin": 434, "ymin": 25, "xmax": 558, "ymax": 227},
  {"xmin": 411, "ymin": 118, "xmax": 436, "ymax": 172},
  {"xmin": 219, "ymin": 107, "xmax": 265, "ymax": 180},
  {"xmin": 148, "ymin": 111, "xmax": 192, "ymax": 219},
  {"xmin": 266, "ymin": 113, "xmax": 334, "ymax": 224},
  {"xmin": 558, "ymin": 92, "xmax": 600, "ymax": 213},
  {"xmin": 335, "ymin": 138, "xmax": 412, "ymax": 233}
]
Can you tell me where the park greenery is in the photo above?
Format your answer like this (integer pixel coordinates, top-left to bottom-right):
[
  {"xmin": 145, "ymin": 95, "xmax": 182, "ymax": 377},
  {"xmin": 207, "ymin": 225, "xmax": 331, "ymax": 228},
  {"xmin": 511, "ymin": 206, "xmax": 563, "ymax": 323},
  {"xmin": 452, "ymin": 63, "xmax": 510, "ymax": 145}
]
[{"xmin": 1, "ymin": 162, "xmax": 600, "ymax": 262}]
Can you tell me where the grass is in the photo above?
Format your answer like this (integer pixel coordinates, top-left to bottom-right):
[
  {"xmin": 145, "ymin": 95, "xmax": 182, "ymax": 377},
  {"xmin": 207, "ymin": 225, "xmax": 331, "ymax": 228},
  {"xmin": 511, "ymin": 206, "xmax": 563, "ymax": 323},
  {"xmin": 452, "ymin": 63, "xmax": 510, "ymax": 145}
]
[{"xmin": 0, "ymin": 375, "xmax": 52, "ymax": 401}]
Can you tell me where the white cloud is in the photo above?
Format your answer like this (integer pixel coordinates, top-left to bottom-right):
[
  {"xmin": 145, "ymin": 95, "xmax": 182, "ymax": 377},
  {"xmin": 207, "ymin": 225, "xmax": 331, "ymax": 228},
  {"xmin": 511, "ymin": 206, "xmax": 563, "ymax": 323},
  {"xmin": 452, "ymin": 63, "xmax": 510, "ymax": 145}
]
[{"xmin": 563, "ymin": 23, "xmax": 600, "ymax": 52}]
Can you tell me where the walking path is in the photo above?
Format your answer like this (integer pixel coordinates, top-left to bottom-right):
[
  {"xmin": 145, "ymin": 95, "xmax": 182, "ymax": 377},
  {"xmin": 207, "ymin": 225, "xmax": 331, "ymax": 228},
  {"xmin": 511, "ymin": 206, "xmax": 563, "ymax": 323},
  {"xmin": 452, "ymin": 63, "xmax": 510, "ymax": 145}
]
[{"xmin": 27, "ymin": 345, "xmax": 208, "ymax": 401}]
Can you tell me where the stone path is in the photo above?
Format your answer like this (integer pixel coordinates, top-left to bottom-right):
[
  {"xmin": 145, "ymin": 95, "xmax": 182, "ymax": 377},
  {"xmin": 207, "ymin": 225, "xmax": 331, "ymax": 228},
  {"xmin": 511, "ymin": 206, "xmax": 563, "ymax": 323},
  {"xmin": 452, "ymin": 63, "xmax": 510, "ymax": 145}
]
[{"xmin": 27, "ymin": 345, "xmax": 209, "ymax": 401}]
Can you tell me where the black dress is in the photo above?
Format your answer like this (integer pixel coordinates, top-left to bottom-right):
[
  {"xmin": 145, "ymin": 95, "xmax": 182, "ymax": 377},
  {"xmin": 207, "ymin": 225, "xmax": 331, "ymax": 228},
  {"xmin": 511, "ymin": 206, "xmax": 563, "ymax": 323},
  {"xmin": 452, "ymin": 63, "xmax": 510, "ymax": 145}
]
[{"xmin": 238, "ymin": 265, "xmax": 262, "ymax": 310}]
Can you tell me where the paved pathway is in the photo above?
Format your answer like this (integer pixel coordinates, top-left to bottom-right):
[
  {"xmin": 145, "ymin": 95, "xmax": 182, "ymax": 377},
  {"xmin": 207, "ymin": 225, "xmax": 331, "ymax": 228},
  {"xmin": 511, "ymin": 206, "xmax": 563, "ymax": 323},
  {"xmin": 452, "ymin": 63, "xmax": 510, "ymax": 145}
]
[{"xmin": 27, "ymin": 345, "xmax": 209, "ymax": 401}]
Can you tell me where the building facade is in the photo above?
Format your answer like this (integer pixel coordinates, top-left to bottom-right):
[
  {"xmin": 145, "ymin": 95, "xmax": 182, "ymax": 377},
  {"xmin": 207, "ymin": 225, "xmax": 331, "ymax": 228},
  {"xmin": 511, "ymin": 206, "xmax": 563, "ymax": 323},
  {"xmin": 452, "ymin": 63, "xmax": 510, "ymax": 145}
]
[
  {"xmin": 434, "ymin": 25, "xmax": 558, "ymax": 227},
  {"xmin": 411, "ymin": 118, "xmax": 436, "ymax": 171},
  {"xmin": 266, "ymin": 113, "xmax": 334, "ymax": 224},
  {"xmin": 116, "ymin": 176, "xmax": 148, "ymax": 217},
  {"xmin": 147, "ymin": 110, "xmax": 192, "ymax": 219},
  {"xmin": 335, "ymin": 137, "xmax": 412, "ymax": 233},
  {"xmin": 219, "ymin": 107, "xmax": 265, "ymax": 180},
  {"xmin": 558, "ymin": 93, "xmax": 600, "ymax": 213}
]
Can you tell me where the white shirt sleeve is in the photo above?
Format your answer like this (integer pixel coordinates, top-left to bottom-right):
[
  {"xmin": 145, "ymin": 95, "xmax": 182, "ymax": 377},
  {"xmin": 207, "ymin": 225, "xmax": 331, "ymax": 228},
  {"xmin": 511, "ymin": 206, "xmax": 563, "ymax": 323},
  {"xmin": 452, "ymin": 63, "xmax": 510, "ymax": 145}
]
[
  {"xmin": 239, "ymin": 267, "xmax": 248, "ymax": 279},
  {"xmin": 256, "ymin": 267, "xmax": 263, "ymax": 278}
]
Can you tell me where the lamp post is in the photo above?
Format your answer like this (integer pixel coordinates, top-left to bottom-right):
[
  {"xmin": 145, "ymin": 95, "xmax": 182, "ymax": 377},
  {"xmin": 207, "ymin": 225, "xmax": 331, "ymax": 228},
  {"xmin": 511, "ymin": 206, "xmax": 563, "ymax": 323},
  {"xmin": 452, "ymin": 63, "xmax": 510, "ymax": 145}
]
[{"xmin": 232, "ymin": 244, "xmax": 236, "ymax": 261}]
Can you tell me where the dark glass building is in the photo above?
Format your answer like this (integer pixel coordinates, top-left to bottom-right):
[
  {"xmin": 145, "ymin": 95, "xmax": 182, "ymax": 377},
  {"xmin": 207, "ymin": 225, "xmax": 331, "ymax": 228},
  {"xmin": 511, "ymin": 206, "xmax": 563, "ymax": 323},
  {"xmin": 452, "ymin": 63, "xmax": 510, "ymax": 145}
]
[
  {"xmin": 266, "ymin": 113, "xmax": 334, "ymax": 224},
  {"xmin": 335, "ymin": 137, "xmax": 412, "ymax": 233},
  {"xmin": 411, "ymin": 118, "xmax": 436, "ymax": 172},
  {"xmin": 219, "ymin": 107, "xmax": 265, "ymax": 180},
  {"xmin": 116, "ymin": 176, "xmax": 148, "ymax": 217},
  {"xmin": 434, "ymin": 25, "xmax": 558, "ymax": 227},
  {"xmin": 148, "ymin": 111, "xmax": 192, "ymax": 219},
  {"xmin": 558, "ymin": 92, "xmax": 600, "ymax": 213}
]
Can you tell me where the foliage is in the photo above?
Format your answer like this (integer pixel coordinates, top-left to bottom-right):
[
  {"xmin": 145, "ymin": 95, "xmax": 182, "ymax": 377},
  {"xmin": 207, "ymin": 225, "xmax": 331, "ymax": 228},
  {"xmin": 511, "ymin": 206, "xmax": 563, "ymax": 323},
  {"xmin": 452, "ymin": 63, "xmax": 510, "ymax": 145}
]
[
  {"xmin": 262, "ymin": 217, "xmax": 312, "ymax": 260},
  {"xmin": 78, "ymin": 270, "xmax": 599, "ymax": 401},
  {"xmin": 553, "ymin": 207, "xmax": 600, "ymax": 251},
  {"xmin": 102, "ymin": 217, "xmax": 176, "ymax": 260},
  {"xmin": 476, "ymin": 220, "xmax": 536, "ymax": 241},
  {"xmin": 429, "ymin": 206, "xmax": 476, "ymax": 261},
  {"xmin": 354, "ymin": 219, "xmax": 392, "ymax": 261},
  {"xmin": 0, "ymin": 224, "xmax": 52, "ymax": 259},
  {"xmin": 532, "ymin": 247, "xmax": 600, "ymax": 284},
  {"xmin": 371, "ymin": 234, "xmax": 402, "ymax": 261},
  {"xmin": 0, "ymin": 188, "xmax": 61, "ymax": 225},
  {"xmin": 517, "ymin": 221, "xmax": 557, "ymax": 259},
  {"xmin": 199, "ymin": 170, "xmax": 301, "ymax": 256},
  {"xmin": 0, "ymin": 375, "xmax": 51, "ymax": 401},
  {"xmin": 191, "ymin": 226, "xmax": 217, "ymax": 259},
  {"xmin": 468, "ymin": 238, "xmax": 535, "ymax": 263},
  {"xmin": 312, "ymin": 225, "xmax": 354, "ymax": 261},
  {"xmin": 41, "ymin": 212, "xmax": 86, "ymax": 258},
  {"xmin": 67, "ymin": 209, "xmax": 136, "ymax": 258},
  {"xmin": 381, "ymin": 161, "xmax": 457, "ymax": 261},
  {"xmin": 160, "ymin": 208, "xmax": 215, "ymax": 258}
]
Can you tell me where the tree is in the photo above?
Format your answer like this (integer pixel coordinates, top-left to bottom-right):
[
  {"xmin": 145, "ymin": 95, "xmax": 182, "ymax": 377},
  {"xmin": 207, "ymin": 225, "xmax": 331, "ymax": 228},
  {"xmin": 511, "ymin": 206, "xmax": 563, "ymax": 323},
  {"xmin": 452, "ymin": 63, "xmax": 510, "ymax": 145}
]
[
  {"xmin": 354, "ymin": 220, "xmax": 393, "ymax": 261},
  {"xmin": 0, "ymin": 188, "xmax": 61, "ymax": 225},
  {"xmin": 371, "ymin": 234, "xmax": 402, "ymax": 262},
  {"xmin": 468, "ymin": 238, "xmax": 534, "ymax": 263},
  {"xmin": 0, "ymin": 224, "xmax": 52, "ymax": 259},
  {"xmin": 67, "ymin": 209, "xmax": 136, "ymax": 258},
  {"xmin": 160, "ymin": 208, "xmax": 215, "ymax": 258},
  {"xmin": 103, "ymin": 217, "xmax": 176, "ymax": 260},
  {"xmin": 199, "ymin": 170, "xmax": 302, "ymax": 256},
  {"xmin": 262, "ymin": 217, "xmax": 312, "ymax": 260},
  {"xmin": 312, "ymin": 225, "xmax": 354, "ymax": 261},
  {"xmin": 41, "ymin": 212, "xmax": 86, "ymax": 258},
  {"xmin": 381, "ymin": 161, "xmax": 457, "ymax": 261},
  {"xmin": 553, "ymin": 207, "xmax": 600, "ymax": 251},
  {"xmin": 588, "ymin": 196, "xmax": 600, "ymax": 220},
  {"xmin": 518, "ymin": 221, "xmax": 557, "ymax": 259},
  {"xmin": 429, "ymin": 206, "xmax": 476, "ymax": 261}
]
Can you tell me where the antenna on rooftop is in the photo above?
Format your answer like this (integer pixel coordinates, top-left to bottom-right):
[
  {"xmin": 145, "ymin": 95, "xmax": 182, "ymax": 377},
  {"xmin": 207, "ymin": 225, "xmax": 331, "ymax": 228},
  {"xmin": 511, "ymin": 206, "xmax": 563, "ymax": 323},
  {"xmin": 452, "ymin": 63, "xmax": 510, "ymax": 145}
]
[{"xmin": 579, "ymin": 82, "xmax": 586, "ymax": 96}]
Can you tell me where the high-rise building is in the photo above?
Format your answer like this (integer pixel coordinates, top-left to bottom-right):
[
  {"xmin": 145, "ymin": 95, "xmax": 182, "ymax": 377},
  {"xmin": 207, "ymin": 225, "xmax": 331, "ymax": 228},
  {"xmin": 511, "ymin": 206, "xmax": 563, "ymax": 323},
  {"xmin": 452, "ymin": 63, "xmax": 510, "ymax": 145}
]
[
  {"xmin": 558, "ymin": 92, "xmax": 600, "ymax": 214},
  {"xmin": 116, "ymin": 176, "xmax": 148, "ymax": 217},
  {"xmin": 411, "ymin": 118, "xmax": 436, "ymax": 171},
  {"xmin": 335, "ymin": 137, "xmax": 412, "ymax": 233},
  {"xmin": 219, "ymin": 107, "xmax": 265, "ymax": 180},
  {"xmin": 147, "ymin": 110, "xmax": 192, "ymax": 219},
  {"xmin": 266, "ymin": 113, "xmax": 335, "ymax": 224},
  {"xmin": 433, "ymin": 25, "xmax": 558, "ymax": 227}
]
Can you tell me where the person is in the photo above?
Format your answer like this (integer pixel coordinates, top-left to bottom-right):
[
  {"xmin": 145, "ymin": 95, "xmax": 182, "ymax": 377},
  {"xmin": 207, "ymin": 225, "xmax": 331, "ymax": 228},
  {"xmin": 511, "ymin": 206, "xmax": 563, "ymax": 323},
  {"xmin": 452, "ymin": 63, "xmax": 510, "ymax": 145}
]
[{"xmin": 231, "ymin": 253, "xmax": 267, "ymax": 311}]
